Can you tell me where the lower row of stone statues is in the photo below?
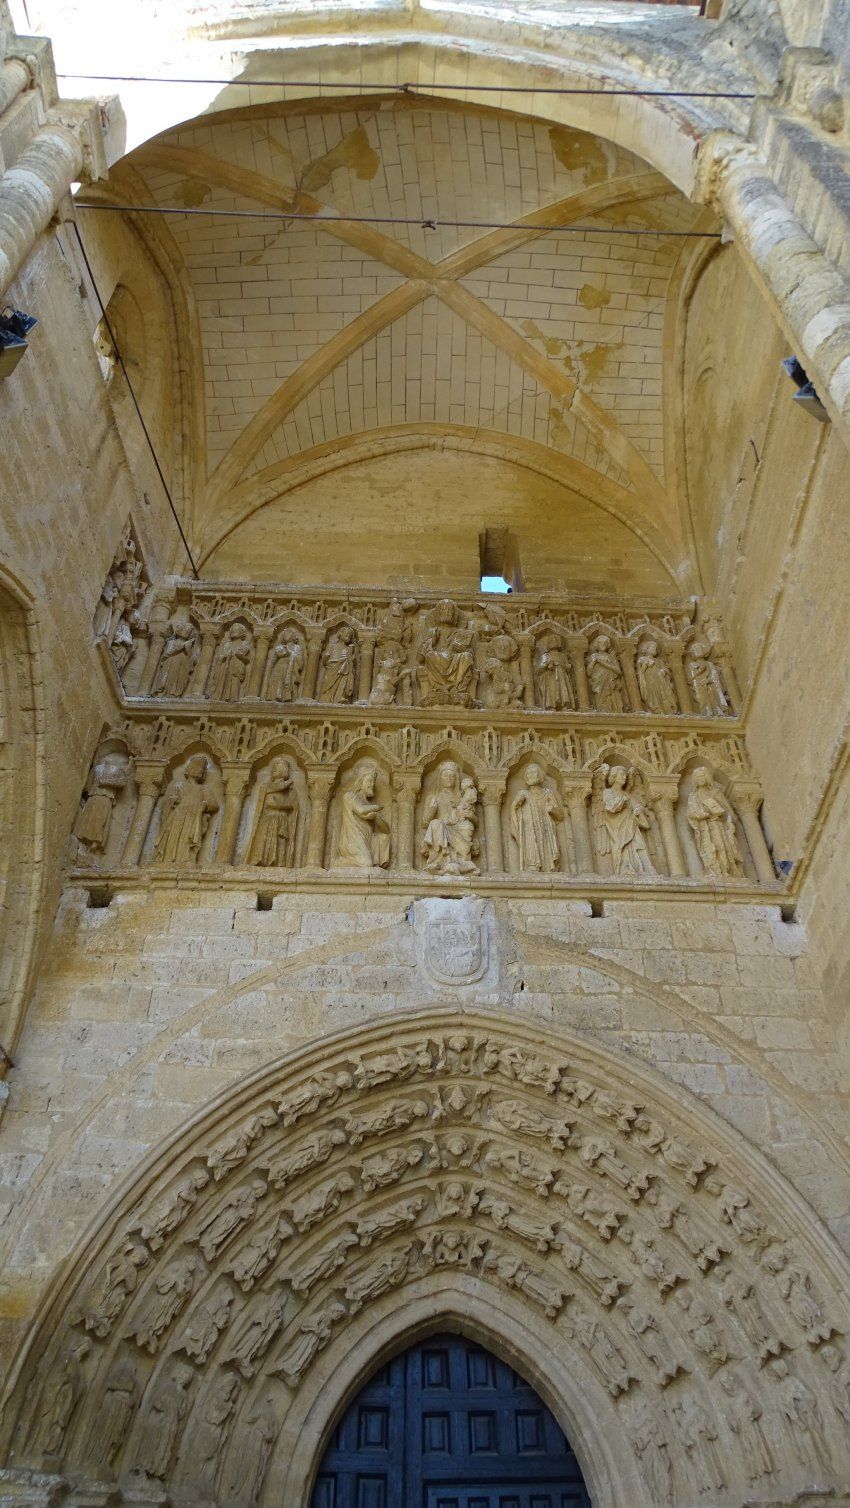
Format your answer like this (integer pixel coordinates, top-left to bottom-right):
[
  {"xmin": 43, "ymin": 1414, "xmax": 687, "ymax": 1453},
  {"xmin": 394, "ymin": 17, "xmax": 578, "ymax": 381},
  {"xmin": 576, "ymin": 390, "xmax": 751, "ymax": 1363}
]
[{"xmin": 76, "ymin": 753, "xmax": 774, "ymax": 883}]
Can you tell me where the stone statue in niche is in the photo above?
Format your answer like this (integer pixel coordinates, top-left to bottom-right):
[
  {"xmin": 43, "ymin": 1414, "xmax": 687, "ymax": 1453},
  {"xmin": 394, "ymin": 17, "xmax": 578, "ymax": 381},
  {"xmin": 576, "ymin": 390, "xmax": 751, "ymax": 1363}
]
[
  {"xmin": 333, "ymin": 759, "xmax": 391, "ymax": 870},
  {"xmin": 628, "ymin": 1400, "xmax": 673, "ymax": 1504},
  {"xmin": 686, "ymin": 641, "xmax": 729, "ymax": 716},
  {"xmin": 510, "ymin": 763, "xmax": 563, "ymax": 873},
  {"xmin": 29, "ymin": 1336, "xmax": 91, "ymax": 1456},
  {"xmin": 317, "ymin": 626, "xmax": 357, "ymax": 703},
  {"xmin": 111, "ymin": 608, "xmax": 143, "ymax": 677},
  {"xmin": 208, "ymin": 622, "xmax": 253, "ymax": 701},
  {"xmin": 421, "ymin": 760, "xmax": 479, "ymax": 875},
  {"xmin": 369, "ymin": 640, "xmax": 411, "ymax": 706},
  {"xmin": 95, "ymin": 531, "xmax": 147, "ymax": 658},
  {"xmin": 770, "ymin": 1360, "xmax": 834, "ymax": 1469},
  {"xmin": 248, "ymin": 757, "xmax": 299, "ymax": 867},
  {"xmin": 686, "ymin": 767, "xmax": 743, "ymax": 878},
  {"xmin": 481, "ymin": 631, "xmax": 523, "ymax": 710},
  {"xmin": 153, "ymin": 755, "xmax": 220, "ymax": 865},
  {"xmin": 152, "ymin": 615, "xmax": 198, "ymax": 697},
  {"xmin": 673, "ymin": 1396, "xmax": 725, "ymax": 1493},
  {"xmin": 83, "ymin": 1238, "xmax": 150, "ymax": 1337},
  {"xmin": 636, "ymin": 639, "xmax": 678, "ymax": 715},
  {"xmin": 193, "ymin": 1373, "xmax": 239, "ymax": 1492},
  {"xmin": 417, "ymin": 600, "xmax": 477, "ymax": 708},
  {"xmin": 85, "ymin": 1355, "xmax": 138, "ymax": 1470},
  {"xmin": 593, "ymin": 765, "xmax": 656, "ymax": 876},
  {"xmin": 533, "ymin": 630, "xmax": 574, "ymax": 710},
  {"xmin": 232, "ymin": 1395, "xmax": 278, "ymax": 1506},
  {"xmin": 586, "ymin": 633, "xmax": 625, "ymax": 713},
  {"xmin": 131, "ymin": 1365, "xmax": 192, "ymax": 1480},
  {"xmin": 717, "ymin": 1369, "xmax": 774, "ymax": 1481},
  {"xmin": 74, "ymin": 752, "xmax": 130, "ymax": 857},
  {"xmin": 265, "ymin": 626, "xmax": 304, "ymax": 703}
]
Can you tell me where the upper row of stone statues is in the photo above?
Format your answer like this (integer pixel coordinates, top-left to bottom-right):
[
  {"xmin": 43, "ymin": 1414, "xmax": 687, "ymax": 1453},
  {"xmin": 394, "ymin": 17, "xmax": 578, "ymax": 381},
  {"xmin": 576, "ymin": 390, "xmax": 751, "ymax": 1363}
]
[{"xmin": 97, "ymin": 570, "xmax": 736, "ymax": 720}]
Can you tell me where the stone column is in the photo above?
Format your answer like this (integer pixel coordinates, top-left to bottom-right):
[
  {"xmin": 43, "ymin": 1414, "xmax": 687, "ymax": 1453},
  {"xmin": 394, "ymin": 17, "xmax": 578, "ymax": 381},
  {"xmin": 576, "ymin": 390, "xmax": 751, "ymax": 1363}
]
[
  {"xmin": 666, "ymin": 641, "xmax": 692, "ymax": 713},
  {"xmin": 188, "ymin": 623, "xmax": 219, "ymax": 697},
  {"xmin": 568, "ymin": 635, "xmax": 590, "ymax": 710},
  {"xmin": 712, "ymin": 640, "xmax": 742, "ymax": 713},
  {"xmin": 247, "ymin": 625, "xmax": 274, "ymax": 699},
  {"xmin": 480, "ymin": 775, "xmax": 507, "ymax": 873},
  {"xmin": 303, "ymin": 628, "xmax": 325, "ymax": 701},
  {"xmin": 517, "ymin": 633, "xmax": 536, "ymax": 709},
  {"xmin": 392, "ymin": 770, "xmax": 421, "ymax": 870},
  {"xmin": 122, "ymin": 767, "xmax": 161, "ymax": 866},
  {"xmin": 730, "ymin": 781, "xmax": 776, "ymax": 884},
  {"xmin": 357, "ymin": 630, "xmax": 378, "ymax": 702},
  {"xmin": 217, "ymin": 768, "xmax": 250, "ymax": 864},
  {"xmin": 617, "ymin": 638, "xmax": 643, "ymax": 713},
  {"xmin": 136, "ymin": 603, "xmax": 171, "ymax": 697},
  {"xmin": 304, "ymin": 769, "xmax": 335, "ymax": 868},
  {"xmin": 562, "ymin": 777, "xmax": 594, "ymax": 874},
  {"xmin": 648, "ymin": 777, "xmax": 687, "ymax": 877}
]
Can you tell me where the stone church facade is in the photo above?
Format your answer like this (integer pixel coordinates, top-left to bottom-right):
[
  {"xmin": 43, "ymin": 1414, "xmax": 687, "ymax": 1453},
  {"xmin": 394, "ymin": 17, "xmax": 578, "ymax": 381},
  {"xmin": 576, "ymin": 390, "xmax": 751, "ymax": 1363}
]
[{"xmin": 0, "ymin": 0, "xmax": 849, "ymax": 1503}]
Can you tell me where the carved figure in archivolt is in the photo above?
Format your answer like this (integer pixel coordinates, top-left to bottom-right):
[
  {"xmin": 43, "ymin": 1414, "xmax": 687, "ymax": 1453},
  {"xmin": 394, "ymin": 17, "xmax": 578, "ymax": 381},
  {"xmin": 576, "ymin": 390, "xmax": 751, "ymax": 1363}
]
[
  {"xmin": 421, "ymin": 760, "xmax": 479, "ymax": 875},
  {"xmin": 770, "ymin": 1359, "xmax": 834, "ymax": 1469},
  {"xmin": 568, "ymin": 1307, "xmax": 632, "ymax": 1394},
  {"xmin": 677, "ymin": 1288, "xmax": 730, "ymax": 1372},
  {"xmin": 195, "ymin": 1177, "xmax": 267, "ymax": 1262},
  {"xmin": 265, "ymin": 1128, "xmax": 347, "ymax": 1189},
  {"xmin": 482, "ymin": 631, "xmax": 523, "ymax": 710},
  {"xmin": 153, "ymin": 754, "xmax": 220, "ymax": 865},
  {"xmin": 333, "ymin": 759, "xmax": 390, "ymax": 870},
  {"xmin": 482, "ymin": 1251, "xmax": 567, "ymax": 1318},
  {"xmin": 706, "ymin": 1180, "xmax": 770, "ymax": 1247},
  {"xmin": 533, "ymin": 630, "xmax": 573, "ymax": 710},
  {"xmin": 418, "ymin": 600, "xmax": 477, "ymax": 708},
  {"xmin": 369, "ymin": 640, "xmax": 411, "ymax": 707},
  {"xmin": 357, "ymin": 1195, "xmax": 427, "ymax": 1246},
  {"xmin": 553, "ymin": 1180, "xmax": 621, "ymax": 1241},
  {"xmin": 85, "ymin": 1355, "xmax": 138, "ymax": 1470},
  {"xmin": 687, "ymin": 767, "xmax": 743, "ymax": 879},
  {"xmin": 318, "ymin": 626, "xmax": 357, "ymax": 703},
  {"xmin": 276, "ymin": 1299, "xmax": 347, "ymax": 1386},
  {"xmin": 229, "ymin": 1395, "xmax": 278, "ymax": 1507},
  {"xmin": 153, "ymin": 615, "xmax": 198, "ymax": 697},
  {"xmin": 648, "ymin": 1190, "xmax": 728, "ymax": 1270},
  {"xmin": 229, "ymin": 1214, "xmax": 294, "ymax": 1291},
  {"xmin": 132, "ymin": 1366, "xmax": 192, "ymax": 1480},
  {"xmin": 75, "ymin": 753, "xmax": 130, "ymax": 855},
  {"xmin": 248, "ymin": 757, "xmax": 299, "ymax": 867},
  {"xmin": 619, "ymin": 1300, "xmax": 684, "ymax": 1384},
  {"xmin": 628, "ymin": 1399, "xmax": 673, "ymax": 1504},
  {"xmin": 138, "ymin": 1168, "xmax": 209, "ymax": 1250},
  {"xmin": 287, "ymin": 1230, "xmax": 358, "ymax": 1295},
  {"xmin": 718, "ymin": 1369, "xmax": 774, "ymax": 1482},
  {"xmin": 229, "ymin": 1289, "xmax": 289, "ymax": 1379},
  {"xmin": 178, "ymin": 1286, "xmax": 234, "ymax": 1362},
  {"xmin": 593, "ymin": 765, "xmax": 656, "ymax": 877},
  {"xmin": 687, "ymin": 641, "xmax": 729, "ymax": 716},
  {"xmin": 345, "ymin": 1249, "xmax": 411, "ymax": 1312},
  {"xmin": 510, "ymin": 764, "xmax": 562, "ymax": 873},
  {"xmin": 360, "ymin": 1143, "xmax": 425, "ymax": 1191},
  {"xmin": 288, "ymin": 1171, "xmax": 355, "ymax": 1232},
  {"xmin": 208, "ymin": 622, "xmax": 253, "ymax": 701},
  {"xmin": 83, "ymin": 1238, "xmax": 150, "ymax": 1336},
  {"xmin": 716, "ymin": 1266, "xmax": 783, "ymax": 1363},
  {"xmin": 673, "ymin": 1395, "xmax": 725, "ymax": 1493},
  {"xmin": 193, "ymin": 1373, "xmax": 239, "ymax": 1492},
  {"xmin": 624, "ymin": 1233, "xmax": 682, "ymax": 1295},
  {"xmin": 586, "ymin": 633, "xmax": 624, "ymax": 713},
  {"xmin": 266, "ymin": 626, "xmax": 304, "ymax": 703},
  {"xmin": 28, "ymin": 1336, "xmax": 90, "ymax": 1456},
  {"xmin": 819, "ymin": 1344, "xmax": 850, "ymax": 1422},
  {"xmin": 128, "ymin": 1252, "xmax": 200, "ymax": 1353},
  {"xmin": 558, "ymin": 1236, "xmax": 623, "ymax": 1306},
  {"xmin": 636, "ymin": 639, "xmax": 677, "ymax": 715},
  {"xmin": 762, "ymin": 1243, "xmax": 836, "ymax": 1343},
  {"xmin": 208, "ymin": 1107, "xmax": 277, "ymax": 1179}
]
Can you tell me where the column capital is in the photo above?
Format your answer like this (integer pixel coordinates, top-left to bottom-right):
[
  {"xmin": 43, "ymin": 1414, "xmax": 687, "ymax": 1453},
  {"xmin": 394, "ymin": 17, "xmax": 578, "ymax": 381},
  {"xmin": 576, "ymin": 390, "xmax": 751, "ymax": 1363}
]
[
  {"xmin": 306, "ymin": 767, "xmax": 336, "ymax": 798},
  {"xmin": 646, "ymin": 775, "xmax": 681, "ymax": 804},
  {"xmin": 560, "ymin": 775, "xmax": 593, "ymax": 804},
  {"xmin": 133, "ymin": 763, "xmax": 162, "ymax": 798},
  {"xmin": 479, "ymin": 773, "xmax": 508, "ymax": 801},
  {"xmin": 728, "ymin": 778, "xmax": 763, "ymax": 813},
  {"xmin": 221, "ymin": 764, "xmax": 251, "ymax": 794},
  {"xmin": 392, "ymin": 769, "xmax": 422, "ymax": 801}
]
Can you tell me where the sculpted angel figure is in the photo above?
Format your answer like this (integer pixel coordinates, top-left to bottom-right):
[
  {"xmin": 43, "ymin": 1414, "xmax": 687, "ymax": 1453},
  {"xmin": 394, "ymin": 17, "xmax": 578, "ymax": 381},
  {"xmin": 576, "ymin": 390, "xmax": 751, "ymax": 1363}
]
[
  {"xmin": 265, "ymin": 625, "xmax": 304, "ymax": 702},
  {"xmin": 333, "ymin": 759, "xmax": 390, "ymax": 870},
  {"xmin": 687, "ymin": 766, "xmax": 743, "ymax": 878},
  {"xmin": 510, "ymin": 763, "xmax": 562, "ymax": 873},
  {"xmin": 153, "ymin": 754, "xmax": 220, "ymax": 865},
  {"xmin": 208, "ymin": 622, "xmax": 253, "ymax": 702},
  {"xmin": 421, "ymin": 759, "xmax": 479, "ymax": 875},
  {"xmin": 248, "ymin": 757, "xmax": 299, "ymax": 867},
  {"xmin": 152, "ymin": 616, "xmax": 198, "ymax": 697},
  {"xmin": 593, "ymin": 764, "xmax": 656, "ymax": 876},
  {"xmin": 686, "ymin": 640, "xmax": 729, "ymax": 716},
  {"xmin": 636, "ymin": 638, "xmax": 678, "ymax": 715},
  {"xmin": 533, "ymin": 630, "xmax": 573, "ymax": 710},
  {"xmin": 317, "ymin": 625, "xmax": 357, "ymax": 703},
  {"xmin": 586, "ymin": 632, "xmax": 625, "ymax": 713}
]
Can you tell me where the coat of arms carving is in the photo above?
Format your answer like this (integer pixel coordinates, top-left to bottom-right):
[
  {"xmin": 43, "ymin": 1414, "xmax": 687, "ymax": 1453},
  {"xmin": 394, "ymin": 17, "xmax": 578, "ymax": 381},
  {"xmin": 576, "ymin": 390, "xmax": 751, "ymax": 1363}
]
[{"xmin": 414, "ymin": 898, "xmax": 493, "ymax": 989}]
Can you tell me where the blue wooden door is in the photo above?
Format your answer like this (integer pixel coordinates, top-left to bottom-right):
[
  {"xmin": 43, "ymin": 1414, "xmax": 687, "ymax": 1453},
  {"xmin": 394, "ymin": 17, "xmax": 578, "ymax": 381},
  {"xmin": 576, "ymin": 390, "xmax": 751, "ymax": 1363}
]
[{"xmin": 310, "ymin": 1332, "xmax": 591, "ymax": 1508}]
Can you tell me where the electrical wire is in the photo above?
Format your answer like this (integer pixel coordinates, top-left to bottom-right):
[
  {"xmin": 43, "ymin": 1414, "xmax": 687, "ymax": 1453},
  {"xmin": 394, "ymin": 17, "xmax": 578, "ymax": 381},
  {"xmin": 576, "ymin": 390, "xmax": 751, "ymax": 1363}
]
[
  {"xmin": 56, "ymin": 73, "xmax": 757, "ymax": 99},
  {"xmin": 69, "ymin": 222, "xmax": 200, "ymax": 578},
  {"xmin": 76, "ymin": 202, "xmax": 722, "ymax": 238}
]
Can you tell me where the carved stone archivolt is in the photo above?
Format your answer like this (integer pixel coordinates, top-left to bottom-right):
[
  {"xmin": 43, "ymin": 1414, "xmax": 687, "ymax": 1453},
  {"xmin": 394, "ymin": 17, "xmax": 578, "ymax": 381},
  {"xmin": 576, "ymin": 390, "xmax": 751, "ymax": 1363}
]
[
  {"xmin": 114, "ymin": 583, "xmax": 739, "ymax": 721},
  {"xmin": 4, "ymin": 1013, "xmax": 849, "ymax": 1507},
  {"xmin": 71, "ymin": 717, "xmax": 778, "ymax": 890}
]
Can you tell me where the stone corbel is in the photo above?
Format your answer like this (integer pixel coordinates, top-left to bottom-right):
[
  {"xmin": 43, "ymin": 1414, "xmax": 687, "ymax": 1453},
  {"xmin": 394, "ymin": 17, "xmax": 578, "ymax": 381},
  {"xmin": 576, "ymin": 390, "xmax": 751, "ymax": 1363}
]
[
  {"xmin": 392, "ymin": 770, "xmax": 422, "ymax": 870},
  {"xmin": 122, "ymin": 764, "xmax": 161, "ymax": 865},
  {"xmin": 729, "ymin": 779, "xmax": 776, "ymax": 885},
  {"xmin": 647, "ymin": 776, "xmax": 687, "ymax": 877},
  {"xmin": 479, "ymin": 774, "xmax": 507, "ymax": 873},
  {"xmin": 304, "ymin": 768, "xmax": 336, "ymax": 868},
  {"xmin": 217, "ymin": 766, "xmax": 251, "ymax": 864},
  {"xmin": 561, "ymin": 776, "xmax": 594, "ymax": 875}
]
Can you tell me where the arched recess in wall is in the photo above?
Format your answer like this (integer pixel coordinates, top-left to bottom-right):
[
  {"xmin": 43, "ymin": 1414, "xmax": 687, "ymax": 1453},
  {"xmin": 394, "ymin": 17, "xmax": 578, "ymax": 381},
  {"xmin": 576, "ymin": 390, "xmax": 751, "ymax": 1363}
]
[
  {"xmin": 3, "ymin": 1010, "xmax": 850, "ymax": 1506},
  {"xmin": 0, "ymin": 566, "xmax": 45, "ymax": 1059}
]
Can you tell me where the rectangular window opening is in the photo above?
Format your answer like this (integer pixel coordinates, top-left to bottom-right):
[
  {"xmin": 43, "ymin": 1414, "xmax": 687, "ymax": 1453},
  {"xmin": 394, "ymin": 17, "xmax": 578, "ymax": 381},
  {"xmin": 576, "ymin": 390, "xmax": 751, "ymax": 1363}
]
[
  {"xmin": 256, "ymin": 892, "xmax": 274, "ymax": 912},
  {"xmin": 479, "ymin": 527, "xmax": 521, "ymax": 593},
  {"xmin": 86, "ymin": 886, "xmax": 113, "ymax": 909}
]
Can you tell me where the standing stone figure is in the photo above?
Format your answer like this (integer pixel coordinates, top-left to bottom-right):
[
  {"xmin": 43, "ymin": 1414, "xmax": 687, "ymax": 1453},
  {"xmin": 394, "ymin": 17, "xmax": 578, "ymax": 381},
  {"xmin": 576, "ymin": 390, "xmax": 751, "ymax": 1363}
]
[
  {"xmin": 333, "ymin": 759, "xmax": 390, "ymax": 870},
  {"xmin": 153, "ymin": 616, "xmax": 198, "ymax": 697},
  {"xmin": 75, "ymin": 754, "xmax": 129, "ymax": 856},
  {"xmin": 153, "ymin": 755, "xmax": 220, "ymax": 865},
  {"xmin": 687, "ymin": 641, "xmax": 729, "ymax": 716},
  {"xmin": 718, "ymin": 1369, "xmax": 774, "ymax": 1481},
  {"xmin": 819, "ymin": 1344, "xmax": 850, "ymax": 1423},
  {"xmin": 193, "ymin": 1373, "xmax": 240, "ymax": 1491},
  {"xmin": 687, "ymin": 766, "xmax": 742, "ymax": 878},
  {"xmin": 29, "ymin": 1337, "xmax": 91, "ymax": 1457},
  {"xmin": 86, "ymin": 1355, "xmax": 138, "ymax": 1470},
  {"xmin": 265, "ymin": 626, "xmax": 304, "ymax": 702},
  {"xmin": 636, "ymin": 639, "xmax": 678, "ymax": 714},
  {"xmin": 629, "ymin": 1399, "xmax": 673, "ymax": 1503},
  {"xmin": 248, "ymin": 757, "xmax": 299, "ymax": 867},
  {"xmin": 481, "ymin": 631, "xmax": 523, "ymax": 709},
  {"xmin": 317, "ymin": 626, "xmax": 357, "ymax": 703},
  {"xmin": 510, "ymin": 764, "xmax": 562, "ymax": 873},
  {"xmin": 594, "ymin": 765, "xmax": 656, "ymax": 876},
  {"xmin": 233, "ymin": 1395, "xmax": 278, "ymax": 1506},
  {"xmin": 771, "ymin": 1359, "xmax": 833, "ymax": 1469},
  {"xmin": 533, "ymin": 630, "xmax": 574, "ymax": 710},
  {"xmin": 673, "ymin": 1396, "xmax": 726, "ymax": 1493},
  {"xmin": 208, "ymin": 622, "xmax": 253, "ymax": 701},
  {"xmin": 129, "ymin": 1253, "xmax": 199, "ymax": 1352},
  {"xmin": 586, "ymin": 633, "xmax": 625, "ymax": 712},
  {"xmin": 421, "ymin": 760, "xmax": 479, "ymax": 875},
  {"xmin": 132, "ymin": 1367, "xmax": 192, "ymax": 1479}
]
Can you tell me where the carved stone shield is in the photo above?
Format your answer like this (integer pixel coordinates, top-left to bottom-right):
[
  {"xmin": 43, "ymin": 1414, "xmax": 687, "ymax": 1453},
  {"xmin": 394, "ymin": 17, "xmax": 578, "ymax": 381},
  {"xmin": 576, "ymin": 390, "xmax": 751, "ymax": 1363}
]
[{"xmin": 415, "ymin": 898, "xmax": 491, "ymax": 988}]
